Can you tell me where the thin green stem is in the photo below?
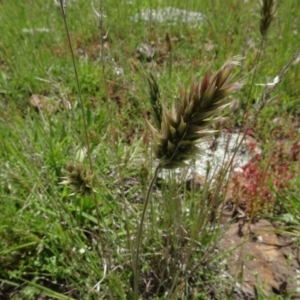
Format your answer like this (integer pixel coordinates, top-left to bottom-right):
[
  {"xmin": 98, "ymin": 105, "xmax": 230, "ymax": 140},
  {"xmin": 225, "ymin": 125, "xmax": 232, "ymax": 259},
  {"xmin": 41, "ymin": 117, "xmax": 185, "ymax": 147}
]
[
  {"xmin": 224, "ymin": 37, "xmax": 267, "ymax": 202},
  {"xmin": 95, "ymin": 0, "xmax": 110, "ymax": 114},
  {"xmin": 255, "ymin": 43, "xmax": 300, "ymax": 114},
  {"xmin": 244, "ymin": 38, "xmax": 265, "ymax": 112},
  {"xmin": 133, "ymin": 164, "xmax": 161, "ymax": 300},
  {"xmin": 59, "ymin": 0, "xmax": 93, "ymax": 173},
  {"xmin": 59, "ymin": 0, "xmax": 104, "ymax": 256}
]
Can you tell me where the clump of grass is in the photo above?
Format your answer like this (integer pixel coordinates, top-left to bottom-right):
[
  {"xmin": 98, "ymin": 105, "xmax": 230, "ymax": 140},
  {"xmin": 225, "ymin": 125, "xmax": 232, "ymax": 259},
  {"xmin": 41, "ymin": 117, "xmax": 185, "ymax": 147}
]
[{"xmin": 134, "ymin": 58, "xmax": 243, "ymax": 299}]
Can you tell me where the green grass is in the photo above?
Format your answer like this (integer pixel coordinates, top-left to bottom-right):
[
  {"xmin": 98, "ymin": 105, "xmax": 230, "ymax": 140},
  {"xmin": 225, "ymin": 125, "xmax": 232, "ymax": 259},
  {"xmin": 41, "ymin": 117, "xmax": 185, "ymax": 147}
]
[{"xmin": 1, "ymin": 0, "xmax": 300, "ymax": 299}]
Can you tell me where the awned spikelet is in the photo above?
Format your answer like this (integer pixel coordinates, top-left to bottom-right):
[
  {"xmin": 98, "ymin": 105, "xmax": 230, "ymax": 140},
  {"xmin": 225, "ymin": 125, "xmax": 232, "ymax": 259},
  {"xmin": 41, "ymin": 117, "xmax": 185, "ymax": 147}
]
[
  {"xmin": 260, "ymin": 0, "xmax": 276, "ymax": 37},
  {"xmin": 147, "ymin": 58, "xmax": 243, "ymax": 169}
]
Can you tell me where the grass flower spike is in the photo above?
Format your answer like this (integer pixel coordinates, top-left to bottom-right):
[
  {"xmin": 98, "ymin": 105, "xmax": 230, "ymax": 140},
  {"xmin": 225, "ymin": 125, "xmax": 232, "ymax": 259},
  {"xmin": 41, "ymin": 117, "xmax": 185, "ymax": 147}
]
[
  {"xmin": 147, "ymin": 58, "xmax": 243, "ymax": 169},
  {"xmin": 147, "ymin": 73, "xmax": 163, "ymax": 130},
  {"xmin": 260, "ymin": 0, "xmax": 276, "ymax": 37}
]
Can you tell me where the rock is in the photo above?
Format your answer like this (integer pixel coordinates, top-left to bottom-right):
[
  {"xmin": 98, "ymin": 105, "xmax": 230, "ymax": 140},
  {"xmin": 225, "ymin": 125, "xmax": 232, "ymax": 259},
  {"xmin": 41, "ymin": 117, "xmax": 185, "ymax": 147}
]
[
  {"xmin": 220, "ymin": 219, "xmax": 300, "ymax": 298},
  {"xmin": 157, "ymin": 132, "xmax": 256, "ymax": 182},
  {"xmin": 131, "ymin": 7, "xmax": 205, "ymax": 25}
]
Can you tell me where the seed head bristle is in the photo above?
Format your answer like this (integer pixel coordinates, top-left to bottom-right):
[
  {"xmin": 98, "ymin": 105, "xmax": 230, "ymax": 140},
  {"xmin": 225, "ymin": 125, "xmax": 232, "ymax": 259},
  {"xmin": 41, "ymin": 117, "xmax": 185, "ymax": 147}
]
[
  {"xmin": 60, "ymin": 163, "xmax": 95, "ymax": 195},
  {"xmin": 260, "ymin": 0, "xmax": 276, "ymax": 37},
  {"xmin": 147, "ymin": 58, "xmax": 243, "ymax": 169}
]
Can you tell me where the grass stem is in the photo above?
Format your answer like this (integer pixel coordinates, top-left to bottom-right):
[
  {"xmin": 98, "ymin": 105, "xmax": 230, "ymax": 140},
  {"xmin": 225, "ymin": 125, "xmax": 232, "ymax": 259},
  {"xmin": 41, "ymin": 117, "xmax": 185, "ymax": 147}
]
[
  {"xmin": 133, "ymin": 163, "xmax": 161, "ymax": 300},
  {"xmin": 59, "ymin": 0, "xmax": 93, "ymax": 172},
  {"xmin": 59, "ymin": 0, "xmax": 104, "ymax": 253}
]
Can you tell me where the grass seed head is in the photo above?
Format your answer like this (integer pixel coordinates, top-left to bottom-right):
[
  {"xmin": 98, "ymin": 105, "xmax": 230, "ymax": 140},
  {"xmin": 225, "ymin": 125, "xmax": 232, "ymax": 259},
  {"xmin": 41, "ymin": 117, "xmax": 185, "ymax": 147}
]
[
  {"xmin": 147, "ymin": 58, "xmax": 243, "ymax": 169},
  {"xmin": 260, "ymin": 0, "xmax": 276, "ymax": 37},
  {"xmin": 60, "ymin": 163, "xmax": 95, "ymax": 195},
  {"xmin": 147, "ymin": 73, "xmax": 163, "ymax": 130}
]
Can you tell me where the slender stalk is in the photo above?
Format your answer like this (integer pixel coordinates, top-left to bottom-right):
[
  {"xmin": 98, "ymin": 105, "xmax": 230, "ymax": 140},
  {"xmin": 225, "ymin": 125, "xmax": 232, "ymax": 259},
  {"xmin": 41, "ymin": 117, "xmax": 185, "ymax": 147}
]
[
  {"xmin": 244, "ymin": 38, "xmax": 265, "ymax": 112},
  {"xmin": 96, "ymin": 0, "xmax": 110, "ymax": 113},
  {"xmin": 244, "ymin": 0, "xmax": 276, "ymax": 112},
  {"xmin": 223, "ymin": 44, "xmax": 300, "ymax": 212},
  {"xmin": 133, "ymin": 164, "xmax": 161, "ymax": 300},
  {"xmin": 59, "ymin": 0, "xmax": 104, "ymax": 254},
  {"xmin": 254, "ymin": 43, "xmax": 300, "ymax": 115},
  {"xmin": 224, "ymin": 11, "xmax": 271, "ymax": 200},
  {"xmin": 113, "ymin": 133, "xmax": 133, "ymax": 258},
  {"xmin": 59, "ymin": 0, "xmax": 93, "ymax": 172}
]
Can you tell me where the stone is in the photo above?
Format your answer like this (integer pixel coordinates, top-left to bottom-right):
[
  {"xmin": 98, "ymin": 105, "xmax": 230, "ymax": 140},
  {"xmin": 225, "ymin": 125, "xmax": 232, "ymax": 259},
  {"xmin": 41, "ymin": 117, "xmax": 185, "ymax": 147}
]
[
  {"xmin": 131, "ymin": 7, "xmax": 205, "ymax": 25},
  {"xmin": 220, "ymin": 219, "xmax": 300, "ymax": 298}
]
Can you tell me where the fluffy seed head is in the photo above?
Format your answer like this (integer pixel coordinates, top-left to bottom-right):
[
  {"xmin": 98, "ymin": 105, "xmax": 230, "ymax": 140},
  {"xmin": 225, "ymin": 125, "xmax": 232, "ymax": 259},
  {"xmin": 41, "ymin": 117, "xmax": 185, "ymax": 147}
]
[{"xmin": 147, "ymin": 58, "xmax": 243, "ymax": 169}]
